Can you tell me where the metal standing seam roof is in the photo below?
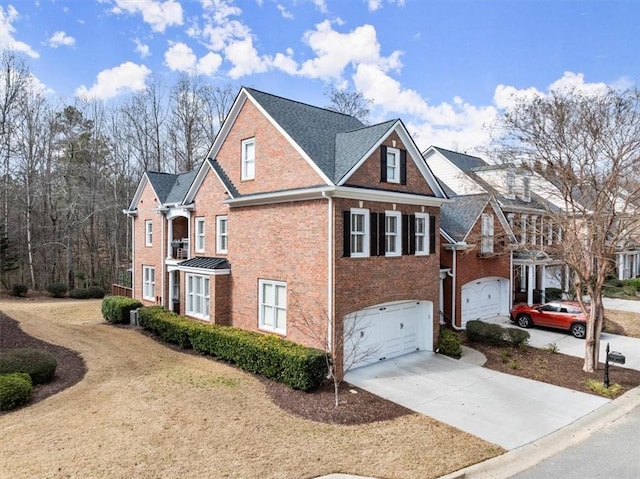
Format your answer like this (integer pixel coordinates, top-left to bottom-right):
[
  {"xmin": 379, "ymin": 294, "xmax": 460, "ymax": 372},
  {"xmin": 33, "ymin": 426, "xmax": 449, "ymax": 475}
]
[
  {"xmin": 245, "ymin": 87, "xmax": 369, "ymax": 183},
  {"xmin": 440, "ymin": 194, "xmax": 491, "ymax": 242},
  {"xmin": 178, "ymin": 257, "xmax": 230, "ymax": 270}
]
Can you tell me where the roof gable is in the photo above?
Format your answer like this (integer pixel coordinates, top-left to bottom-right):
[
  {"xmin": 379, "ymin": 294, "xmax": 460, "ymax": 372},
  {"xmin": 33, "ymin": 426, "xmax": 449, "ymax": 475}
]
[{"xmin": 440, "ymin": 194, "xmax": 491, "ymax": 242}]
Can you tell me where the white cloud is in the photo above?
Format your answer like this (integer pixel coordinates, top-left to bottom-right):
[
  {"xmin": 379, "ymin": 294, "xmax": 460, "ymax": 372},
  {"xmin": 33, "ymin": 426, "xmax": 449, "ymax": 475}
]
[
  {"xmin": 367, "ymin": 0, "xmax": 382, "ymax": 11},
  {"xmin": 0, "ymin": 5, "xmax": 39, "ymax": 58},
  {"xmin": 75, "ymin": 62, "xmax": 151, "ymax": 100},
  {"xmin": 48, "ymin": 31, "xmax": 75, "ymax": 48},
  {"xmin": 548, "ymin": 71, "xmax": 609, "ymax": 96},
  {"xmin": 134, "ymin": 38, "xmax": 150, "ymax": 58},
  {"xmin": 272, "ymin": 49, "xmax": 298, "ymax": 75},
  {"xmin": 277, "ymin": 4, "xmax": 294, "ymax": 19},
  {"xmin": 164, "ymin": 42, "xmax": 222, "ymax": 75},
  {"xmin": 226, "ymin": 37, "xmax": 268, "ymax": 78},
  {"xmin": 110, "ymin": 0, "xmax": 182, "ymax": 32}
]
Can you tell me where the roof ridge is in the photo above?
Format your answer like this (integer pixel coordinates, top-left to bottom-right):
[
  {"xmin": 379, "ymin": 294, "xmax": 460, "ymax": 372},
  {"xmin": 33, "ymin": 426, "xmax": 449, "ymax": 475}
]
[{"xmin": 244, "ymin": 87, "xmax": 358, "ymax": 120}]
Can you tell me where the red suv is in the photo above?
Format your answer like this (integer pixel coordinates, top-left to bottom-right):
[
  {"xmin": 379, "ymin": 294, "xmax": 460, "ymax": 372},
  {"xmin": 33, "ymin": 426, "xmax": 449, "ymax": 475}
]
[{"xmin": 510, "ymin": 301, "xmax": 588, "ymax": 338}]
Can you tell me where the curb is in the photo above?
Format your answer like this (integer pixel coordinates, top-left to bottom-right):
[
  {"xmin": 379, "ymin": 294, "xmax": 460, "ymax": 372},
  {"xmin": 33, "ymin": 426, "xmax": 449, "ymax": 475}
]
[{"xmin": 437, "ymin": 385, "xmax": 640, "ymax": 479}]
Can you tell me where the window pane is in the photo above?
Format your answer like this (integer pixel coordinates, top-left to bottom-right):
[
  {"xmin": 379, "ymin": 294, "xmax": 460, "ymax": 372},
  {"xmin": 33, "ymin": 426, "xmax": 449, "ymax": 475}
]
[
  {"xmin": 263, "ymin": 283, "xmax": 273, "ymax": 304},
  {"xmin": 263, "ymin": 305, "xmax": 274, "ymax": 327},
  {"xmin": 276, "ymin": 308, "xmax": 286, "ymax": 330}
]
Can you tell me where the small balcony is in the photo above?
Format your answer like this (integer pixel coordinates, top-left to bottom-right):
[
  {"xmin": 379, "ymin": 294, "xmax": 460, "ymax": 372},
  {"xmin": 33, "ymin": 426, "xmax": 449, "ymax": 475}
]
[{"xmin": 170, "ymin": 238, "xmax": 189, "ymax": 260}]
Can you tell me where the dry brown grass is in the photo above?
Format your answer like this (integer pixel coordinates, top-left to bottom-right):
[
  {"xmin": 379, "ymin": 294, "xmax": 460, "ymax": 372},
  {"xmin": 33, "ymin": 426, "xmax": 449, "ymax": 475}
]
[
  {"xmin": 606, "ymin": 309, "xmax": 640, "ymax": 338},
  {"xmin": 0, "ymin": 299, "xmax": 501, "ymax": 479}
]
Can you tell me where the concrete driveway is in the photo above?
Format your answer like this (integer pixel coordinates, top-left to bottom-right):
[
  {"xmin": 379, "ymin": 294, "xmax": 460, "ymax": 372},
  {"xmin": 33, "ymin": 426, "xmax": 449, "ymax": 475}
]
[{"xmin": 345, "ymin": 351, "xmax": 609, "ymax": 450}]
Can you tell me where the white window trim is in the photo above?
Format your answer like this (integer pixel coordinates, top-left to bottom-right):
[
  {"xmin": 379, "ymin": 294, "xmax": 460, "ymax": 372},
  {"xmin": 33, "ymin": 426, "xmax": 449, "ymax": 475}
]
[
  {"xmin": 258, "ymin": 279, "xmax": 287, "ymax": 334},
  {"xmin": 142, "ymin": 266, "xmax": 155, "ymax": 301},
  {"xmin": 185, "ymin": 273, "xmax": 210, "ymax": 321},
  {"xmin": 385, "ymin": 210, "xmax": 402, "ymax": 257},
  {"xmin": 481, "ymin": 213, "xmax": 495, "ymax": 255},
  {"xmin": 350, "ymin": 208, "xmax": 370, "ymax": 258},
  {"xmin": 216, "ymin": 216, "xmax": 228, "ymax": 254},
  {"xmin": 415, "ymin": 213, "xmax": 429, "ymax": 256},
  {"xmin": 241, "ymin": 138, "xmax": 255, "ymax": 181},
  {"xmin": 386, "ymin": 147, "xmax": 400, "ymax": 184},
  {"xmin": 145, "ymin": 220, "xmax": 153, "ymax": 247},
  {"xmin": 195, "ymin": 217, "xmax": 205, "ymax": 253}
]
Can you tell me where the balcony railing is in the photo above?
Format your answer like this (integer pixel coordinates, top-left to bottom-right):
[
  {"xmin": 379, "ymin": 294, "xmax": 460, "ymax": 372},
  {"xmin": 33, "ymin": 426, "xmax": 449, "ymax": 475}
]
[{"xmin": 170, "ymin": 238, "xmax": 189, "ymax": 260}]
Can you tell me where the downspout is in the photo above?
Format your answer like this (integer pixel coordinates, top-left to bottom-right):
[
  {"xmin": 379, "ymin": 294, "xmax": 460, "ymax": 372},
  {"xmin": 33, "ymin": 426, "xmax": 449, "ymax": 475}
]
[
  {"xmin": 160, "ymin": 210, "xmax": 165, "ymax": 307},
  {"xmin": 322, "ymin": 191, "xmax": 334, "ymax": 354},
  {"xmin": 450, "ymin": 248, "xmax": 462, "ymax": 330},
  {"xmin": 131, "ymin": 214, "xmax": 136, "ymax": 298}
]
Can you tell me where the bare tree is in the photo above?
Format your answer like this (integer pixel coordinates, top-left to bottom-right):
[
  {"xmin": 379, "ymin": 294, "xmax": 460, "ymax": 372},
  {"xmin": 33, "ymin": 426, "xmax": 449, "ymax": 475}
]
[
  {"xmin": 493, "ymin": 87, "xmax": 640, "ymax": 373},
  {"xmin": 325, "ymin": 85, "xmax": 372, "ymax": 124}
]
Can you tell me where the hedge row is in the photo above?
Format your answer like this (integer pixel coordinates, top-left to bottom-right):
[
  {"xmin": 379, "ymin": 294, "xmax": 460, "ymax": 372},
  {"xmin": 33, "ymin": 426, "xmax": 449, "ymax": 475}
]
[
  {"xmin": 136, "ymin": 306, "xmax": 328, "ymax": 392},
  {"xmin": 0, "ymin": 373, "xmax": 32, "ymax": 411},
  {"xmin": 101, "ymin": 296, "xmax": 143, "ymax": 324},
  {"xmin": 466, "ymin": 320, "xmax": 530, "ymax": 347}
]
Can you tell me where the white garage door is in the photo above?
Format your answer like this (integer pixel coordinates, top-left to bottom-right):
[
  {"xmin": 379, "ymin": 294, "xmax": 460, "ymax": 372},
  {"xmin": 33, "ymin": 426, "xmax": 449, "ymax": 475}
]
[
  {"xmin": 344, "ymin": 301, "xmax": 433, "ymax": 370},
  {"xmin": 461, "ymin": 277, "xmax": 509, "ymax": 326}
]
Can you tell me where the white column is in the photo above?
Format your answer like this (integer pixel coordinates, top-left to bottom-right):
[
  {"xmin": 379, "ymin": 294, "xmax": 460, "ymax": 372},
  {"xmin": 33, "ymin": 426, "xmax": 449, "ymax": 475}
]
[
  {"xmin": 527, "ymin": 265, "xmax": 535, "ymax": 305},
  {"xmin": 167, "ymin": 219, "xmax": 174, "ymax": 259},
  {"xmin": 540, "ymin": 265, "xmax": 547, "ymax": 302},
  {"xmin": 168, "ymin": 271, "xmax": 174, "ymax": 312},
  {"xmin": 618, "ymin": 253, "xmax": 624, "ymax": 280}
]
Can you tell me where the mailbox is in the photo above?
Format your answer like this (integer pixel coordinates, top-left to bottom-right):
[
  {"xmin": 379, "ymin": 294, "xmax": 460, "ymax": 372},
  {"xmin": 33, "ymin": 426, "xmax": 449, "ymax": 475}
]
[{"xmin": 608, "ymin": 351, "xmax": 626, "ymax": 365}]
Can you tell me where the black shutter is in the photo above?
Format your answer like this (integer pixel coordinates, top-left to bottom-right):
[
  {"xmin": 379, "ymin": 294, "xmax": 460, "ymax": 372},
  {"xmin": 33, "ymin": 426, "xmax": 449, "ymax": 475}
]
[
  {"xmin": 400, "ymin": 150, "xmax": 407, "ymax": 185},
  {"xmin": 409, "ymin": 214, "xmax": 416, "ymax": 254},
  {"xmin": 402, "ymin": 214, "xmax": 409, "ymax": 255},
  {"xmin": 370, "ymin": 213, "xmax": 379, "ymax": 256},
  {"xmin": 380, "ymin": 145, "xmax": 387, "ymax": 182},
  {"xmin": 378, "ymin": 212, "xmax": 386, "ymax": 256},
  {"xmin": 343, "ymin": 211, "xmax": 351, "ymax": 257},
  {"xmin": 429, "ymin": 215, "xmax": 436, "ymax": 254}
]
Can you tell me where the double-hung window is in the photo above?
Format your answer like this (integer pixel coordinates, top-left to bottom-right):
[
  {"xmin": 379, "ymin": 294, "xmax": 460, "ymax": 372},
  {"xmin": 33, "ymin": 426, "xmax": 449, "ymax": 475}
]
[
  {"xmin": 349, "ymin": 208, "xmax": 369, "ymax": 257},
  {"xmin": 259, "ymin": 279, "xmax": 286, "ymax": 334},
  {"xmin": 142, "ymin": 266, "xmax": 155, "ymax": 301},
  {"xmin": 145, "ymin": 220, "xmax": 153, "ymax": 246},
  {"xmin": 385, "ymin": 211, "xmax": 401, "ymax": 256},
  {"xmin": 186, "ymin": 274, "xmax": 210, "ymax": 320},
  {"xmin": 415, "ymin": 213, "xmax": 429, "ymax": 255},
  {"xmin": 195, "ymin": 218, "xmax": 205, "ymax": 252},
  {"xmin": 216, "ymin": 216, "xmax": 228, "ymax": 254},
  {"xmin": 481, "ymin": 214, "xmax": 495, "ymax": 254},
  {"xmin": 386, "ymin": 147, "xmax": 400, "ymax": 183},
  {"xmin": 241, "ymin": 138, "xmax": 255, "ymax": 180}
]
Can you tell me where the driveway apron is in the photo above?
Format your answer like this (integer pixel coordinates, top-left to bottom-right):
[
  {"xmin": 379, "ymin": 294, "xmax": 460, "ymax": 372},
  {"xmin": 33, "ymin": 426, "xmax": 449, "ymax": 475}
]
[{"xmin": 345, "ymin": 351, "xmax": 609, "ymax": 450}]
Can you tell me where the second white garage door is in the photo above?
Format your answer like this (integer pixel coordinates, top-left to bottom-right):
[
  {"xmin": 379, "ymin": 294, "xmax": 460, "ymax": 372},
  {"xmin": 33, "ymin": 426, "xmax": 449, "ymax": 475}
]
[
  {"xmin": 461, "ymin": 277, "xmax": 509, "ymax": 326},
  {"xmin": 344, "ymin": 300, "xmax": 433, "ymax": 370}
]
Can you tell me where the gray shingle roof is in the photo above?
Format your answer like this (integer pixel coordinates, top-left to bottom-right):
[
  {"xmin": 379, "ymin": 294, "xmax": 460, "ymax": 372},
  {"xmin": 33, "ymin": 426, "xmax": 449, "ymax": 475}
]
[
  {"xmin": 179, "ymin": 257, "xmax": 230, "ymax": 270},
  {"xmin": 208, "ymin": 158, "xmax": 239, "ymax": 197},
  {"xmin": 431, "ymin": 146, "xmax": 488, "ymax": 172},
  {"xmin": 245, "ymin": 88, "xmax": 368, "ymax": 183},
  {"xmin": 146, "ymin": 170, "xmax": 197, "ymax": 205},
  {"xmin": 440, "ymin": 194, "xmax": 490, "ymax": 242}
]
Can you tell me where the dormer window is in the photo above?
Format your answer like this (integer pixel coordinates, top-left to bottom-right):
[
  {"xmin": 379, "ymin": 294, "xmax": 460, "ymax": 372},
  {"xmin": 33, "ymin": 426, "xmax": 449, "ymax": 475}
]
[
  {"xmin": 386, "ymin": 147, "xmax": 400, "ymax": 183},
  {"xmin": 522, "ymin": 176, "xmax": 531, "ymax": 202},
  {"xmin": 380, "ymin": 145, "xmax": 407, "ymax": 184},
  {"xmin": 481, "ymin": 213, "xmax": 494, "ymax": 254}
]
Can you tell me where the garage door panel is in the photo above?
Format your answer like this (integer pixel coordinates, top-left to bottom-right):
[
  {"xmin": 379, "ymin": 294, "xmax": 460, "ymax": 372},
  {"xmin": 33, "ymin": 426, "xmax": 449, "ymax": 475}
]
[
  {"xmin": 461, "ymin": 278, "xmax": 509, "ymax": 326},
  {"xmin": 345, "ymin": 301, "xmax": 432, "ymax": 370}
]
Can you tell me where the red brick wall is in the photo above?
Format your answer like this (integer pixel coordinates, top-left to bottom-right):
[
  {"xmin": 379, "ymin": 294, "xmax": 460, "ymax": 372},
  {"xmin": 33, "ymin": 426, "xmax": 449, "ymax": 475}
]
[
  {"xmin": 227, "ymin": 199, "xmax": 329, "ymax": 348},
  {"xmin": 345, "ymin": 132, "xmax": 435, "ymax": 196},
  {"xmin": 133, "ymin": 183, "xmax": 164, "ymax": 306},
  {"xmin": 190, "ymin": 167, "xmax": 230, "ymax": 258},
  {"xmin": 333, "ymin": 197, "xmax": 441, "ymax": 349},
  {"xmin": 216, "ymin": 99, "xmax": 326, "ymax": 195}
]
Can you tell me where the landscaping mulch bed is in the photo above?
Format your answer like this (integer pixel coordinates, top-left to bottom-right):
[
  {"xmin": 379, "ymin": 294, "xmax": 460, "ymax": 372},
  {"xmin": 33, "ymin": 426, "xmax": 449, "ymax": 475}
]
[
  {"xmin": 0, "ymin": 312, "xmax": 87, "ymax": 409},
  {"xmin": 470, "ymin": 341, "xmax": 640, "ymax": 397}
]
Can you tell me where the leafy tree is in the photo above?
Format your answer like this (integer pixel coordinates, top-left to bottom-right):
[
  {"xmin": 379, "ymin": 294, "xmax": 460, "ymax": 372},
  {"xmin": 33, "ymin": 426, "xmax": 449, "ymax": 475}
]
[{"xmin": 493, "ymin": 87, "xmax": 640, "ymax": 373}]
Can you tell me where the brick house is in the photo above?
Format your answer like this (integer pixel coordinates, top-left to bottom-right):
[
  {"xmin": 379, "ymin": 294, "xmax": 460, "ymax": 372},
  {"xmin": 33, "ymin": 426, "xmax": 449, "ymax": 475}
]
[
  {"xmin": 424, "ymin": 146, "xmax": 569, "ymax": 312},
  {"xmin": 125, "ymin": 87, "xmax": 448, "ymax": 370},
  {"xmin": 438, "ymin": 193, "xmax": 516, "ymax": 328}
]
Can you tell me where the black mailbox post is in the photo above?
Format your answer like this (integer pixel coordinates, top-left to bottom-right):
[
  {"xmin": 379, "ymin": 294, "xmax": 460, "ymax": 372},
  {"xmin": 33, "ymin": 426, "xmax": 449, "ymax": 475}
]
[{"xmin": 604, "ymin": 343, "xmax": 626, "ymax": 388}]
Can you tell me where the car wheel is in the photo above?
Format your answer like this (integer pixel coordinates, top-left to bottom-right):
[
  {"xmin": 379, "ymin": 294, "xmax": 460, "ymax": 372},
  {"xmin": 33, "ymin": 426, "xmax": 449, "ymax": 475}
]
[
  {"xmin": 516, "ymin": 314, "xmax": 532, "ymax": 328},
  {"xmin": 571, "ymin": 323, "xmax": 586, "ymax": 339}
]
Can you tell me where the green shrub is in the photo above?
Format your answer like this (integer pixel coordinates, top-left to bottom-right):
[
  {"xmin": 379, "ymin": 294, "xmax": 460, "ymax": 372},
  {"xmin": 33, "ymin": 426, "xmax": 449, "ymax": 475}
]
[
  {"xmin": 68, "ymin": 288, "xmax": 91, "ymax": 299},
  {"xmin": 437, "ymin": 328, "xmax": 462, "ymax": 358},
  {"xmin": 0, "ymin": 348, "xmax": 57, "ymax": 384},
  {"xmin": 503, "ymin": 327, "xmax": 530, "ymax": 347},
  {"xmin": 625, "ymin": 278, "xmax": 640, "ymax": 290},
  {"xmin": 137, "ymin": 306, "xmax": 328, "ymax": 391},
  {"xmin": 88, "ymin": 286, "xmax": 106, "ymax": 299},
  {"xmin": 545, "ymin": 287, "xmax": 562, "ymax": 301},
  {"xmin": 465, "ymin": 320, "xmax": 505, "ymax": 346},
  {"xmin": 101, "ymin": 296, "xmax": 143, "ymax": 324},
  {"xmin": 10, "ymin": 284, "xmax": 28, "ymax": 297},
  {"xmin": 47, "ymin": 282, "xmax": 68, "ymax": 298},
  {"xmin": 0, "ymin": 373, "xmax": 32, "ymax": 411}
]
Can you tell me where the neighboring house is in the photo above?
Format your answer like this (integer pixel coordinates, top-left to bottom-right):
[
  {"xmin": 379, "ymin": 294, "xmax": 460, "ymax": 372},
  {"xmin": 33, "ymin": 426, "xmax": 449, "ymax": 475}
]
[
  {"xmin": 424, "ymin": 146, "xmax": 567, "ymax": 307},
  {"xmin": 439, "ymin": 193, "xmax": 515, "ymax": 329},
  {"xmin": 124, "ymin": 87, "xmax": 448, "ymax": 371}
]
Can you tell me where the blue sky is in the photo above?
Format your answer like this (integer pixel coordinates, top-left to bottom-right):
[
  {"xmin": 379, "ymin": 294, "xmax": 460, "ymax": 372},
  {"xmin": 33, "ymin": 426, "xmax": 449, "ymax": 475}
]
[{"xmin": 1, "ymin": 0, "xmax": 638, "ymax": 152}]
